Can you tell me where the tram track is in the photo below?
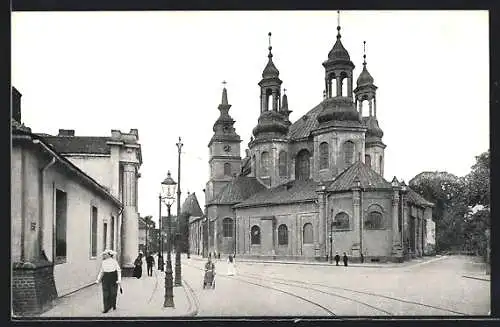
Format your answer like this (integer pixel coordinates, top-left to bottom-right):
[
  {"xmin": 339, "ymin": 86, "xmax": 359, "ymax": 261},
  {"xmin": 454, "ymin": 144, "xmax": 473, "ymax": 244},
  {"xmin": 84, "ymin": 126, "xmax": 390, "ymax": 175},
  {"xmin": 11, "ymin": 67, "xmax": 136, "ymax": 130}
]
[
  {"xmin": 239, "ymin": 270, "xmax": 467, "ymax": 316},
  {"xmin": 183, "ymin": 262, "xmax": 336, "ymax": 316}
]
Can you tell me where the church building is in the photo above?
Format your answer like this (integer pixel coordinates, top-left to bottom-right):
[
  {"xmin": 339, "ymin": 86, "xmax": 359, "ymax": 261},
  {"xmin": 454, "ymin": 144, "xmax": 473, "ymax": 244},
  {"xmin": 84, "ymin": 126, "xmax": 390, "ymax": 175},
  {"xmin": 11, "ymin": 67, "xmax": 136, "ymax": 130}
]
[{"xmin": 203, "ymin": 19, "xmax": 435, "ymax": 263}]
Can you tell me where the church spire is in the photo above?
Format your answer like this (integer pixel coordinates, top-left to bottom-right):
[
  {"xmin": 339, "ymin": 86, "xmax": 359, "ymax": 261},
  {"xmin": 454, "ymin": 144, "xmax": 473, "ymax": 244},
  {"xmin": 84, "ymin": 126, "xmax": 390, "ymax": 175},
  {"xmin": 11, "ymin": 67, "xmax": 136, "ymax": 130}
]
[
  {"xmin": 221, "ymin": 80, "xmax": 228, "ymax": 105},
  {"xmin": 209, "ymin": 81, "xmax": 241, "ymax": 147}
]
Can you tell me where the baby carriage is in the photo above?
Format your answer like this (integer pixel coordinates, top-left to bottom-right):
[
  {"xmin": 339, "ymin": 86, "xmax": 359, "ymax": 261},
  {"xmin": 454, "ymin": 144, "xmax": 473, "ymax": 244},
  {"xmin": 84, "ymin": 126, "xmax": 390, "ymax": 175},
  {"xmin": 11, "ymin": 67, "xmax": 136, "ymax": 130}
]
[{"xmin": 203, "ymin": 262, "xmax": 216, "ymax": 289}]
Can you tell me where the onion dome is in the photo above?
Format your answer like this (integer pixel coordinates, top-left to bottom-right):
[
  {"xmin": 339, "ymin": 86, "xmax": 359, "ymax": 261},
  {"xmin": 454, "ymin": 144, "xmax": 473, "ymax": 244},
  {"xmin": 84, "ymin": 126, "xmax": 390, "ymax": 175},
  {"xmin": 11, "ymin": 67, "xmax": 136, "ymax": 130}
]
[
  {"xmin": 317, "ymin": 97, "xmax": 359, "ymax": 123},
  {"xmin": 328, "ymin": 30, "xmax": 350, "ymax": 62},
  {"xmin": 365, "ymin": 116, "xmax": 384, "ymax": 138},
  {"xmin": 356, "ymin": 41, "xmax": 375, "ymax": 87},
  {"xmin": 262, "ymin": 32, "xmax": 280, "ymax": 79},
  {"xmin": 252, "ymin": 110, "xmax": 289, "ymax": 137}
]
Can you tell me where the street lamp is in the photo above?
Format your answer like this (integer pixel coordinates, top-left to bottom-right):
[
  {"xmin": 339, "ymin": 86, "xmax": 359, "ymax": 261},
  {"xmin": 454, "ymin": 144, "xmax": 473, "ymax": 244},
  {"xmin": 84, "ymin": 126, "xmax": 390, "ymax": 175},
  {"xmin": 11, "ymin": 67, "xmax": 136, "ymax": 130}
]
[
  {"xmin": 160, "ymin": 171, "xmax": 177, "ymax": 308},
  {"xmin": 175, "ymin": 137, "xmax": 183, "ymax": 286},
  {"xmin": 329, "ymin": 230, "xmax": 333, "ymax": 264}
]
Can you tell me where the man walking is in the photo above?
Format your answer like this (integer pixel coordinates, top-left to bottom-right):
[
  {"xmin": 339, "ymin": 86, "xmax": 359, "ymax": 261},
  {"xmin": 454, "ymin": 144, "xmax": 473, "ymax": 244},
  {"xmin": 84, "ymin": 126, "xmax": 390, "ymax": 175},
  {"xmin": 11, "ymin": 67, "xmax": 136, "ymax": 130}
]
[
  {"xmin": 146, "ymin": 252, "xmax": 155, "ymax": 276},
  {"xmin": 343, "ymin": 252, "xmax": 348, "ymax": 267}
]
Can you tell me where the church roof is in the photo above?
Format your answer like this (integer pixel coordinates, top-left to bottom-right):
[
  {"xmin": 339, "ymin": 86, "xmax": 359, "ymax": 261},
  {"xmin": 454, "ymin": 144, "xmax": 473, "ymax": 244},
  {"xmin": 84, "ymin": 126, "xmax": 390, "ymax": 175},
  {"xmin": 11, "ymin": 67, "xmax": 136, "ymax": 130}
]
[
  {"xmin": 234, "ymin": 179, "xmax": 319, "ymax": 208},
  {"xmin": 211, "ymin": 176, "xmax": 266, "ymax": 205},
  {"xmin": 405, "ymin": 188, "xmax": 435, "ymax": 208},
  {"xmin": 38, "ymin": 135, "xmax": 111, "ymax": 154},
  {"xmin": 181, "ymin": 192, "xmax": 204, "ymax": 217},
  {"xmin": 328, "ymin": 161, "xmax": 392, "ymax": 192},
  {"xmin": 287, "ymin": 103, "xmax": 323, "ymax": 140}
]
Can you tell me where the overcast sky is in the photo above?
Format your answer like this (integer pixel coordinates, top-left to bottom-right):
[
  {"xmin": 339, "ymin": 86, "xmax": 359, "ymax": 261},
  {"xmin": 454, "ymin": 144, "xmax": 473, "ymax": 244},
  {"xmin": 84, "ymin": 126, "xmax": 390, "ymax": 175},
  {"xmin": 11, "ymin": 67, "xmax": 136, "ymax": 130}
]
[{"xmin": 12, "ymin": 10, "xmax": 489, "ymax": 225}]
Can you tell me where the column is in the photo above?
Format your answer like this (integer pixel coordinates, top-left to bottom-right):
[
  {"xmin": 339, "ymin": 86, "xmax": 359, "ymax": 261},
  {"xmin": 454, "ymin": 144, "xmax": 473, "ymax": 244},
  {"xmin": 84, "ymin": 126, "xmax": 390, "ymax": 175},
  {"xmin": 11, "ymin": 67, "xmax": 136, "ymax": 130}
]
[
  {"xmin": 121, "ymin": 163, "xmax": 139, "ymax": 276},
  {"xmin": 358, "ymin": 99, "xmax": 363, "ymax": 117},
  {"xmin": 351, "ymin": 188, "xmax": 361, "ymax": 257},
  {"xmin": 260, "ymin": 92, "xmax": 266, "ymax": 113},
  {"xmin": 369, "ymin": 100, "xmax": 373, "ymax": 117},
  {"xmin": 347, "ymin": 76, "xmax": 352, "ymax": 97},
  {"xmin": 214, "ymin": 218, "xmax": 218, "ymax": 254},
  {"xmin": 373, "ymin": 97, "xmax": 377, "ymax": 117},
  {"xmin": 391, "ymin": 190, "xmax": 403, "ymax": 259},
  {"xmin": 317, "ymin": 188, "xmax": 327, "ymax": 258},
  {"xmin": 336, "ymin": 76, "xmax": 342, "ymax": 96}
]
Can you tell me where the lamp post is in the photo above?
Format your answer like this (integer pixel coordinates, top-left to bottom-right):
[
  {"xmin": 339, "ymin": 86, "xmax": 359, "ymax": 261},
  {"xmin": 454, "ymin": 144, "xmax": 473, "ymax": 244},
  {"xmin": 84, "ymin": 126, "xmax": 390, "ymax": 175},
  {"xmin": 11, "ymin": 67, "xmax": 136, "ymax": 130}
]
[
  {"xmin": 158, "ymin": 195, "xmax": 164, "ymax": 272},
  {"xmin": 329, "ymin": 231, "xmax": 333, "ymax": 264},
  {"xmin": 175, "ymin": 137, "xmax": 183, "ymax": 286},
  {"xmin": 161, "ymin": 171, "xmax": 177, "ymax": 308}
]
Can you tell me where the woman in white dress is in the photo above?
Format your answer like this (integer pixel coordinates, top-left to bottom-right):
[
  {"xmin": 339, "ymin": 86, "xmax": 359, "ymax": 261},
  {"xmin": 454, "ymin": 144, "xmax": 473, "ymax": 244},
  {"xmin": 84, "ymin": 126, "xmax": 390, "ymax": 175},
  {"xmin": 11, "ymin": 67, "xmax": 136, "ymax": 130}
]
[{"xmin": 227, "ymin": 254, "xmax": 236, "ymax": 276}]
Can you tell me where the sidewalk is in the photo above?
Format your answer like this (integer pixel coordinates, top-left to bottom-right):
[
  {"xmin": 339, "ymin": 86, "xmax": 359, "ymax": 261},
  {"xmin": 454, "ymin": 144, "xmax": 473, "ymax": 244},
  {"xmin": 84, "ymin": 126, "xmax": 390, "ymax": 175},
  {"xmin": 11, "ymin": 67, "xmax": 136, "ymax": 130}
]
[
  {"xmin": 40, "ymin": 263, "xmax": 196, "ymax": 318},
  {"xmin": 189, "ymin": 254, "xmax": 446, "ymax": 269}
]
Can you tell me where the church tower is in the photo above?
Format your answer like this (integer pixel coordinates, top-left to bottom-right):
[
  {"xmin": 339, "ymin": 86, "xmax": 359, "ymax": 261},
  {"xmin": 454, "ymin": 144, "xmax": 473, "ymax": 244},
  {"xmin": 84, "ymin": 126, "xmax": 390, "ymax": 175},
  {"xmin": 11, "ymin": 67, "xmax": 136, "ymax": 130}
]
[
  {"xmin": 249, "ymin": 32, "xmax": 290, "ymax": 187},
  {"xmin": 206, "ymin": 83, "xmax": 242, "ymax": 203},
  {"xmin": 314, "ymin": 12, "xmax": 367, "ymax": 181},
  {"xmin": 354, "ymin": 41, "xmax": 386, "ymax": 176}
]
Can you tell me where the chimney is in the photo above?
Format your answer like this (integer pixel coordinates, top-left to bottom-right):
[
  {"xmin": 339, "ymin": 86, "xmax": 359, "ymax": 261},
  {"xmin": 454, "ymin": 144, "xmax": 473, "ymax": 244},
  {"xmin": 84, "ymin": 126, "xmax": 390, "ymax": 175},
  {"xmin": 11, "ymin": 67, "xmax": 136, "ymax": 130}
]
[
  {"xmin": 12, "ymin": 87, "xmax": 22, "ymax": 122},
  {"xmin": 58, "ymin": 129, "xmax": 75, "ymax": 137}
]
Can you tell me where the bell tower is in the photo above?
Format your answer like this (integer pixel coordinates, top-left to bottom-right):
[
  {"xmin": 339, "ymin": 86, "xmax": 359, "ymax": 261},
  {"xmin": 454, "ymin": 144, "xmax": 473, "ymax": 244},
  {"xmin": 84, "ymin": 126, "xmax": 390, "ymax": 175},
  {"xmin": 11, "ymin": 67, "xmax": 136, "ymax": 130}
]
[{"xmin": 206, "ymin": 82, "xmax": 242, "ymax": 203}]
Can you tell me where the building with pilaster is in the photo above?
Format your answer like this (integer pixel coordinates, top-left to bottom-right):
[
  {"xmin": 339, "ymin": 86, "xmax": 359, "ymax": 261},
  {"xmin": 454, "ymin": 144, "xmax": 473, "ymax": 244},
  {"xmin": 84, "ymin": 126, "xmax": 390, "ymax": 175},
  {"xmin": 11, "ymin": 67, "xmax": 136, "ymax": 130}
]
[{"xmin": 202, "ymin": 17, "xmax": 435, "ymax": 262}]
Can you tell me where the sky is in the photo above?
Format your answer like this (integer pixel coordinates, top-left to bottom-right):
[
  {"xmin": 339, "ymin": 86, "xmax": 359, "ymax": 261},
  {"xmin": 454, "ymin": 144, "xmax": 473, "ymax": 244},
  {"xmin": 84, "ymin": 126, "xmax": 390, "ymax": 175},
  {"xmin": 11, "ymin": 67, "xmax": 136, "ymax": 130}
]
[{"xmin": 12, "ymin": 10, "xmax": 489, "ymax": 225}]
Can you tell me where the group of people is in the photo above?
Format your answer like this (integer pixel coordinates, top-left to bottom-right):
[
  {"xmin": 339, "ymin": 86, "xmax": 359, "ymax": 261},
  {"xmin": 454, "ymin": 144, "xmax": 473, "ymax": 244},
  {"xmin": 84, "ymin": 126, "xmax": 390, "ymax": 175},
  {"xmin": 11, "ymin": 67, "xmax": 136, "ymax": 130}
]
[
  {"xmin": 333, "ymin": 252, "xmax": 349, "ymax": 266},
  {"xmin": 132, "ymin": 251, "xmax": 156, "ymax": 278}
]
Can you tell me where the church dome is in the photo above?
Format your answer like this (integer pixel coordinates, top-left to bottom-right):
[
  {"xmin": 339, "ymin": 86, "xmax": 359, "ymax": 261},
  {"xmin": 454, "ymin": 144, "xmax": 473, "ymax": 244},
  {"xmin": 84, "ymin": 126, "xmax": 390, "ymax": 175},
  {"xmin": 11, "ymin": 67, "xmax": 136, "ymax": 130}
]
[
  {"xmin": 262, "ymin": 56, "xmax": 280, "ymax": 78},
  {"xmin": 317, "ymin": 97, "xmax": 359, "ymax": 123},
  {"xmin": 365, "ymin": 116, "xmax": 383, "ymax": 138},
  {"xmin": 328, "ymin": 38, "xmax": 351, "ymax": 62},
  {"xmin": 252, "ymin": 110, "xmax": 289, "ymax": 137},
  {"xmin": 356, "ymin": 65, "xmax": 374, "ymax": 86}
]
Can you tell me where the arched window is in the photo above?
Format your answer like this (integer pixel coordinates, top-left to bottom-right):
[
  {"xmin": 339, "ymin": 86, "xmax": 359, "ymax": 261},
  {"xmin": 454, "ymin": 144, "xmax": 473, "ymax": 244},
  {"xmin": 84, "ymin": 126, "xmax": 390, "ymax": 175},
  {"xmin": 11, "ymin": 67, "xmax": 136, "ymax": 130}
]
[
  {"xmin": 224, "ymin": 163, "xmax": 231, "ymax": 176},
  {"xmin": 266, "ymin": 88, "xmax": 275, "ymax": 111},
  {"xmin": 295, "ymin": 149, "xmax": 311, "ymax": 180},
  {"xmin": 279, "ymin": 151, "xmax": 287, "ymax": 177},
  {"xmin": 260, "ymin": 151, "xmax": 270, "ymax": 177},
  {"xmin": 343, "ymin": 141, "xmax": 355, "ymax": 166},
  {"xmin": 365, "ymin": 207, "xmax": 384, "ymax": 229},
  {"xmin": 303, "ymin": 223, "xmax": 313, "ymax": 244},
  {"xmin": 319, "ymin": 142, "xmax": 329, "ymax": 169},
  {"xmin": 333, "ymin": 212, "xmax": 350, "ymax": 230},
  {"xmin": 222, "ymin": 218, "xmax": 233, "ymax": 237},
  {"xmin": 341, "ymin": 72, "xmax": 348, "ymax": 97},
  {"xmin": 251, "ymin": 225, "xmax": 260, "ymax": 244},
  {"xmin": 365, "ymin": 154, "xmax": 371, "ymax": 168},
  {"xmin": 278, "ymin": 224, "xmax": 288, "ymax": 245}
]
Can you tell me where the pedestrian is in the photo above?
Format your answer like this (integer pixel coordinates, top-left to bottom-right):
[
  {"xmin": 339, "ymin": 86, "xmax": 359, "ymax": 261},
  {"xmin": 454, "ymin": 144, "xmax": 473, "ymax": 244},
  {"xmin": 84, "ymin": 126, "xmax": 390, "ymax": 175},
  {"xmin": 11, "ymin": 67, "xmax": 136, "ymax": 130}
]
[
  {"xmin": 343, "ymin": 252, "xmax": 348, "ymax": 267},
  {"xmin": 95, "ymin": 249, "xmax": 121, "ymax": 313},
  {"xmin": 208, "ymin": 252, "xmax": 212, "ymax": 260},
  {"xmin": 227, "ymin": 254, "xmax": 236, "ymax": 276},
  {"xmin": 146, "ymin": 252, "xmax": 155, "ymax": 276},
  {"xmin": 334, "ymin": 252, "xmax": 340, "ymax": 266},
  {"xmin": 133, "ymin": 251, "xmax": 143, "ymax": 278},
  {"xmin": 218, "ymin": 252, "xmax": 221, "ymax": 260}
]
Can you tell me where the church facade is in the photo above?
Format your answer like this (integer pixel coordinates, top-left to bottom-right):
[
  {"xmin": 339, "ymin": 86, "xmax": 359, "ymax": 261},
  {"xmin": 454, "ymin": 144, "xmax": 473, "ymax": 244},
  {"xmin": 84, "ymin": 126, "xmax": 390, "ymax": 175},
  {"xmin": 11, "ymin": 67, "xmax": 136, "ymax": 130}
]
[{"xmin": 203, "ymin": 23, "xmax": 435, "ymax": 263}]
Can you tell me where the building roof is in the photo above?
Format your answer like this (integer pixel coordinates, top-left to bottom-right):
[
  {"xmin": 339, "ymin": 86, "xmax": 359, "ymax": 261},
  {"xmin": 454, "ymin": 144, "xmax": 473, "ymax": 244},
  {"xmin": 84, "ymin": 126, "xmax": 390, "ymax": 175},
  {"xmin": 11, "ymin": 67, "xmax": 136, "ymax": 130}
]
[
  {"xmin": 38, "ymin": 135, "xmax": 111, "ymax": 154},
  {"xmin": 287, "ymin": 103, "xmax": 323, "ymax": 140},
  {"xmin": 328, "ymin": 161, "xmax": 392, "ymax": 192},
  {"xmin": 12, "ymin": 128, "xmax": 122, "ymax": 208},
  {"xmin": 234, "ymin": 179, "xmax": 319, "ymax": 208},
  {"xmin": 181, "ymin": 192, "xmax": 204, "ymax": 217},
  {"xmin": 405, "ymin": 188, "xmax": 435, "ymax": 208},
  {"xmin": 210, "ymin": 176, "xmax": 266, "ymax": 205}
]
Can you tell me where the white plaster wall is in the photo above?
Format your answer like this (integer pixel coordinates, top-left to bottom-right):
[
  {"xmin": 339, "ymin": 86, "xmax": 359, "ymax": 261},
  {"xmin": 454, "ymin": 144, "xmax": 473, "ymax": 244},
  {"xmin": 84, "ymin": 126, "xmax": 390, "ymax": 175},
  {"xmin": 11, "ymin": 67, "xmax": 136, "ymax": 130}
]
[{"xmin": 66, "ymin": 156, "xmax": 112, "ymax": 190}]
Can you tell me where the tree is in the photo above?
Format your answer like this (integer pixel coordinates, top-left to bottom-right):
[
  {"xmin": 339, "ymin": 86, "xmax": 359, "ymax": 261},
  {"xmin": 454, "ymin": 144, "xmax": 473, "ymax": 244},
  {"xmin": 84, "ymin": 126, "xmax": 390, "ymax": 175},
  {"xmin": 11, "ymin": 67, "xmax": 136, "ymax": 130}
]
[
  {"xmin": 409, "ymin": 171, "xmax": 468, "ymax": 253},
  {"xmin": 464, "ymin": 150, "xmax": 490, "ymax": 209}
]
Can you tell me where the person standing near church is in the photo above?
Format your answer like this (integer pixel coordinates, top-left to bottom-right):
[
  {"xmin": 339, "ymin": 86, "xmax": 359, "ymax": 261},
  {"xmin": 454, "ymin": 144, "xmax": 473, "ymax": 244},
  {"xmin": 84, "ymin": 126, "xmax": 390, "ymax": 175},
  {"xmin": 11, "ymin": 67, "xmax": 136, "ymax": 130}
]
[
  {"xmin": 227, "ymin": 254, "xmax": 236, "ymax": 276},
  {"xmin": 343, "ymin": 252, "xmax": 348, "ymax": 267},
  {"xmin": 95, "ymin": 249, "xmax": 121, "ymax": 313},
  {"xmin": 334, "ymin": 252, "xmax": 340, "ymax": 266},
  {"xmin": 133, "ymin": 251, "xmax": 143, "ymax": 278}
]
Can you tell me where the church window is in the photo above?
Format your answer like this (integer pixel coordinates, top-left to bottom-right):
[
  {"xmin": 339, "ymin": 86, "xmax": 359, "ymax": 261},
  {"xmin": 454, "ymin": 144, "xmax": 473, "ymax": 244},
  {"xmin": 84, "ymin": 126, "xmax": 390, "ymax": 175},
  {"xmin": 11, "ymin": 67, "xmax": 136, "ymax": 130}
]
[
  {"xmin": 251, "ymin": 225, "xmax": 261, "ymax": 245},
  {"xmin": 222, "ymin": 218, "xmax": 233, "ymax": 237},
  {"xmin": 295, "ymin": 149, "xmax": 311, "ymax": 180},
  {"xmin": 278, "ymin": 224, "xmax": 288, "ymax": 245},
  {"xmin": 260, "ymin": 151, "xmax": 270, "ymax": 177},
  {"xmin": 55, "ymin": 189, "xmax": 67, "ymax": 263},
  {"xmin": 303, "ymin": 223, "xmax": 313, "ymax": 244},
  {"xmin": 224, "ymin": 163, "xmax": 231, "ymax": 176},
  {"xmin": 343, "ymin": 141, "xmax": 355, "ymax": 166},
  {"xmin": 279, "ymin": 151, "xmax": 287, "ymax": 177},
  {"xmin": 333, "ymin": 212, "xmax": 350, "ymax": 230},
  {"xmin": 341, "ymin": 72, "xmax": 348, "ymax": 96},
  {"xmin": 319, "ymin": 142, "xmax": 329, "ymax": 169},
  {"xmin": 365, "ymin": 205, "xmax": 384, "ymax": 229},
  {"xmin": 365, "ymin": 154, "xmax": 371, "ymax": 168}
]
